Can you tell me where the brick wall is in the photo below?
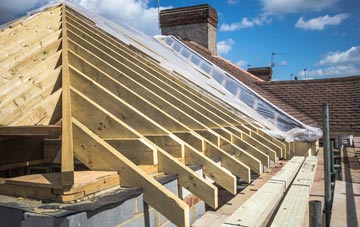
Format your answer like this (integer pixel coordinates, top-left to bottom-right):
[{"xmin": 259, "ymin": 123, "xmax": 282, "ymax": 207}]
[{"xmin": 160, "ymin": 4, "xmax": 218, "ymax": 55}]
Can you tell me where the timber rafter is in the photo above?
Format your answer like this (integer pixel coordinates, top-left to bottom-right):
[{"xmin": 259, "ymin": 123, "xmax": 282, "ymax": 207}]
[{"xmin": 0, "ymin": 4, "xmax": 292, "ymax": 227}]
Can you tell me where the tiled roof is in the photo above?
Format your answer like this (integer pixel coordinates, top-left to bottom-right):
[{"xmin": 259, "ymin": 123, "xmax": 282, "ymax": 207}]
[
  {"xmin": 183, "ymin": 40, "xmax": 360, "ymax": 133},
  {"xmin": 257, "ymin": 76, "xmax": 360, "ymax": 133},
  {"xmin": 182, "ymin": 40, "xmax": 319, "ymax": 127}
]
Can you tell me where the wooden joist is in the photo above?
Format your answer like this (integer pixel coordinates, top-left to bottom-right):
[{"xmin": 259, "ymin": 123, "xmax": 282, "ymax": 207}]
[
  {"xmin": 271, "ymin": 156, "xmax": 317, "ymax": 227},
  {"xmin": 222, "ymin": 156, "xmax": 305, "ymax": 227},
  {"xmin": 0, "ymin": 125, "xmax": 61, "ymax": 136}
]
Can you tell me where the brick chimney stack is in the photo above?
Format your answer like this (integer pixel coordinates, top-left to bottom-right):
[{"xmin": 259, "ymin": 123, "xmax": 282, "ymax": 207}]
[{"xmin": 160, "ymin": 4, "xmax": 218, "ymax": 55}]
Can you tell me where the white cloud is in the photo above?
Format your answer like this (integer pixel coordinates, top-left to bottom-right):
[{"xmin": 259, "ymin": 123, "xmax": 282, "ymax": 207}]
[
  {"xmin": 228, "ymin": 0, "xmax": 239, "ymax": 4},
  {"xmin": 220, "ymin": 16, "xmax": 271, "ymax": 32},
  {"xmin": 69, "ymin": 0, "xmax": 164, "ymax": 35},
  {"xmin": 317, "ymin": 46, "xmax": 360, "ymax": 65},
  {"xmin": 261, "ymin": 0, "xmax": 339, "ymax": 15},
  {"xmin": 295, "ymin": 13, "xmax": 349, "ymax": 30},
  {"xmin": 217, "ymin": 39, "xmax": 235, "ymax": 55},
  {"xmin": 0, "ymin": 0, "xmax": 165, "ymax": 35},
  {"xmin": 301, "ymin": 65, "xmax": 360, "ymax": 78},
  {"xmin": 236, "ymin": 60, "xmax": 247, "ymax": 68}
]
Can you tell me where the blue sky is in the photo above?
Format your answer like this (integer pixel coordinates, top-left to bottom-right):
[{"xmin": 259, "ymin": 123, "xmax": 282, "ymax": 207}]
[{"xmin": 0, "ymin": 0, "xmax": 359, "ymax": 80}]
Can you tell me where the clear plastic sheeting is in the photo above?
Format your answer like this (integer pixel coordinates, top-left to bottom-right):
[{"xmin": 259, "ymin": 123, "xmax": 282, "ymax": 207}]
[
  {"xmin": 25, "ymin": 2, "xmax": 321, "ymax": 142},
  {"xmin": 157, "ymin": 36, "xmax": 323, "ymax": 142}
]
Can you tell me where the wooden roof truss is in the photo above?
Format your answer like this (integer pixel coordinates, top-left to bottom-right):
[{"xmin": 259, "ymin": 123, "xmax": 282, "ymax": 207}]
[{"xmin": 0, "ymin": 4, "xmax": 291, "ymax": 227}]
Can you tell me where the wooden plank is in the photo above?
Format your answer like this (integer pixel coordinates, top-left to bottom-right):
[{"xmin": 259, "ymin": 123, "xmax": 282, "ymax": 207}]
[
  {"xmin": 0, "ymin": 11, "xmax": 62, "ymax": 63},
  {"xmin": 156, "ymin": 145, "xmax": 218, "ymax": 209},
  {"xmin": 255, "ymin": 129, "xmax": 287, "ymax": 157},
  {"xmin": 0, "ymin": 57, "xmax": 62, "ymax": 125},
  {"xmin": 146, "ymin": 135, "xmax": 184, "ymax": 159},
  {"xmin": 70, "ymin": 86, "xmax": 140, "ymax": 139},
  {"xmin": 196, "ymin": 130, "xmax": 262, "ymax": 174},
  {"xmin": 106, "ymin": 139, "xmax": 156, "ymax": 165},
  {"xmin": 214, "ymin": 128, "xmax": 274, "ymax": 164},
  {"xmin": 0, "ymin": 39, "xmax": 61, "ymax": 87},
  {"xmin": 68, "ymin": 55, "xmax": 195, "ymax": 132},
  {"xmin": 222, "ymin": 156, "xmax": 305, "ymax": 227},
  {"xmin": 13, "ymin": 87, "xmax": 62, "ymax": 126},
  {"xmin": 61, "ymin": 5, "xmax": 74, "ymax": 186},
  {"xmin": 68, "ymin": 58, "xmax": 167, "ymax": 136},
  {"xmin": 64, "ymin": 11, "xmax": 247, "ymax": 128},
  {"xmin": 147, "ymin": 135, "xmax": 237, "ymax": 195},
  {"xmin": 67, "ymin": 24, "xmax": 214, "ymax": 130},
  {"xmin": 184, "ymin": 144, "xmax": 237, "ymax": 195},
  {"xmin": 72, "ymin": 117, "xmax": 190, "ymax": 227},
  {"xmin": 0, "ymin": 125, "xmax": 61, "ymax": 136},
  {"xmin": 331, "ymin": 181, "xmax": 360, "ymax": 227},
  {"xmin": 217, "ymin": 159, "xmax": 288, "ymax": 215},
  {"xmin": 0, "ymin": 159, "xmax": 44, "ymax": 171},
  {"xmin": 271, "ymin": 156, "xmax": 317, "ymax": 227},
  {"xmin": 226, "ymin": 126, "xmax": 285, "ymax": 162},
  {"xmin": 174, "ymin": 132, "xmax": 251, "ymax": 182}
]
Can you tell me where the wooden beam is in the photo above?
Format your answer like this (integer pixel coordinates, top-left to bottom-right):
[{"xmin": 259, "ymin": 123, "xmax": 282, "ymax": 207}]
[
  {"xmin": 0, "ymin": 159, "xmax": 44, "ymax": 171},
  {"xmin": 147, "ymin": 135, "xmax": 237, "ymax": 195},
  {"xmin": 64, "ymin": 11, "xmax": 246, "ymax": 127},
  {"xmin": 271, "ymin": 156, "xmax": 317, "ymax": 227},
  {"xmin": 72, "ymin": 117, "xmax": 190, "ymax": 227},
  {"xmin": 70, "ymin": 86, "xmax": 140, "ymax": 139},
  {"xmin": 105, "ymin": 139, "xmax": 157, "ymax": 166},
  {"xmin": 174, "ymin": 132, "xmax": 251, "ymax": 182},
  {"xmin": 67, "ymin": 52, "xmax": 198, "ymax": 132},
  {"xmin": 195, "ymin": 130, "xmax": 262, "ymax": 174},
  {"xmin": 184, "ymin": 144, "xmax": 236, "ymax": 195},
  {"xmin": 68, "ymin": 60, "xmax": 168, "ymax": 136},
  {"xmin": 61, "ymin": 5, "xmax": 74, "ymax": 186},
  {"xmin": 222, "ymin": 156, "xmax": 305, "ymax": 227},
  {"xmin": 0, "ymin": 125, "xmax": 61, "ymax": 136},
  {"xmin": 212, "ymin": 128, "xmax": 274, "ymax": 164},
  {"xmin": 156, "ymin": 145, "xmax": 218, "ymax": 209}
]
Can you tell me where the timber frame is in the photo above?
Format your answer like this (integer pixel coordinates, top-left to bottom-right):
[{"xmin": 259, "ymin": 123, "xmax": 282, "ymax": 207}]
[{"xmin": 0, "ymin": 4, "xmax": 293, "ymax": 227}]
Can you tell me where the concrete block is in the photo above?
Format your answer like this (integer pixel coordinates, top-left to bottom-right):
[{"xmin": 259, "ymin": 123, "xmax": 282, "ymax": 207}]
[
  {"xmin": 163, "ymin": 179, "xmax": 178, "ymax": 196},
  {"xmin": 118, "ymin": 213, "xmax": 145, "ymax": 227},
  {"xmin": 22, "ymin": 212, "xmax": 55, "ymax": 227},
  {"xmin": 86, "ymin": 197, "xmax": 137, "ymax": 227},
  {"xmin": 135, "ymin": 194, "xmax": 144, "ymax": 213},
  {"xmin": 160, "ymin": 221, "xmax": 177, "ymax": 227},
  {"xmin": 144, "ymin": 203, "xmax": 158, "ymax": 227},
  {"xmin": 0, "ymin": 206, "xmax": 23, "ymax": 227},
  {"xmin": 193, "ymin": 201, "xmax": 205, "ymax": 222},
  {"xmin": 58, "ymin": 212, "xmax": 87, "ymax": 227}
]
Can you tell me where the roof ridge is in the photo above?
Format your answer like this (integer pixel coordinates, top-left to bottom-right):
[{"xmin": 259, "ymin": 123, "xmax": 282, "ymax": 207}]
[{"xmin": 256, "ymin": 75, "xmax": 360, "ymax": 85}]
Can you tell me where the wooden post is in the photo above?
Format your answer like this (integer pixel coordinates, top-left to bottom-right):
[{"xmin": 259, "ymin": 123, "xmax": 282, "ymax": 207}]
[{"xmin": 61, "ymin": 4, "xmax": 74, "ymax": 186}]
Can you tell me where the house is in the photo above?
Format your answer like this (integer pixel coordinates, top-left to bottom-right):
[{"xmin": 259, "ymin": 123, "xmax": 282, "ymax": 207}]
[
  {"xmin": 0, "ymin": 2, "xmax": 357, "ymax": 227},
  {"xmin": 159, "ymin": 4, "xmax": 359, "ymax": 147}
]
